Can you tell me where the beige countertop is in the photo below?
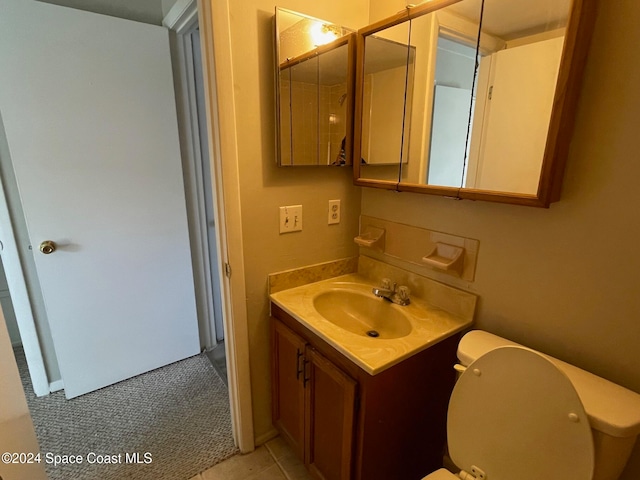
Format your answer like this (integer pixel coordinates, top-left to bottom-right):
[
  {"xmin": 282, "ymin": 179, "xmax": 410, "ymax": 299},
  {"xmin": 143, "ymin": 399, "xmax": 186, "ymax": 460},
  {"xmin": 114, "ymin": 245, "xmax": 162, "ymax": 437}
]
[{"xmin": 270, "ymin": 273, "xmax": 474, "ymax": 375}]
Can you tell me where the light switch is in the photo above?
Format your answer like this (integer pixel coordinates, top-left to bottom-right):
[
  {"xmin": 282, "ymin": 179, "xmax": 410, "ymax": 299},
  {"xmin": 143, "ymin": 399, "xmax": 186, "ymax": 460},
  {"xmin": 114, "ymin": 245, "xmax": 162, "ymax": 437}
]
[{"xmin": 279, "ymin": 205, "xmax": 302, "ymax": 233}]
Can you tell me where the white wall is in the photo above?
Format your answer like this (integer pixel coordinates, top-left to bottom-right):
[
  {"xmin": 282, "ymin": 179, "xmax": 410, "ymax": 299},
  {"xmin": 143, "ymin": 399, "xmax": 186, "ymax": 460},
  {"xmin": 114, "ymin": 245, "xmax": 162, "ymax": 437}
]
[
  {"xmin": 363, "ymin": 0, "xmax": 640, "ymax": 477},
  {"xmin": 40, "ymin": 0, "xmax": 164, "ymax": 25},
  {"xmin": 161, "ymin": 0, "xmax": 178, "ymax": 18}
]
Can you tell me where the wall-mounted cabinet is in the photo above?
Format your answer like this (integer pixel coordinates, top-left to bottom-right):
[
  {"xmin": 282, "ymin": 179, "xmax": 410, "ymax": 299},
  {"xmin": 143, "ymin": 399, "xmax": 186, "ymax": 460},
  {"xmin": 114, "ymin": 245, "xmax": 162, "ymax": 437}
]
[
  {"xmin": 352, "ymin": 0, "xmax": 597, "ymax": 207},
  {"xmin": 275, "ymin": 8, "xmax": 355, "ymax": 166},
  {"xmin": 271, "ymin": 304, "xmax": 460, "ymax": 480}
]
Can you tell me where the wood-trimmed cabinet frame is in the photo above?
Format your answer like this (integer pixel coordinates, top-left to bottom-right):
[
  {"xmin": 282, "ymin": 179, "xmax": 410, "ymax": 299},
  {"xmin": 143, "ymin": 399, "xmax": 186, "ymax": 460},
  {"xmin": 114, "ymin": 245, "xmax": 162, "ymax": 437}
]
[
  {"xmin": 275, "ymin": 26, "xmax": 357, "ymax": 167},
  {"xmin": 352, "ymin": 0, "xmax": 598, "ymax": 207}
]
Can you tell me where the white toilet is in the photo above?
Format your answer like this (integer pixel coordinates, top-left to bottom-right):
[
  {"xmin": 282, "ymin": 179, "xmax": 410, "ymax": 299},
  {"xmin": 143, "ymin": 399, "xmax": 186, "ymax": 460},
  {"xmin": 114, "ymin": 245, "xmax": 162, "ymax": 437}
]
[{"xmin": 424, "ymin": 330, "xmax": 640, "ymax": 480}]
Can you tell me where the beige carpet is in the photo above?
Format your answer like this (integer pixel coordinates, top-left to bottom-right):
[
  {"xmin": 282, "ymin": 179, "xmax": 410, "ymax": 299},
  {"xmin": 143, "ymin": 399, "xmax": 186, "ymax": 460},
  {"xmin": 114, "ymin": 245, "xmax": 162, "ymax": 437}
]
[{"xmin": 15, "ymin": 348, "xmax": 238, "ymax": 480}]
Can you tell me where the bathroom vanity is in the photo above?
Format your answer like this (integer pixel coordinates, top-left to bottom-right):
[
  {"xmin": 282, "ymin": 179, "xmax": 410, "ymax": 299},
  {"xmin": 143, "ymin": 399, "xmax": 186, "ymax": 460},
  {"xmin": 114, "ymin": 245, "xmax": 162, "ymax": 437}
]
[{"xmin": 269, "ymin": 260, "xmax": 476, "ymax": 479}]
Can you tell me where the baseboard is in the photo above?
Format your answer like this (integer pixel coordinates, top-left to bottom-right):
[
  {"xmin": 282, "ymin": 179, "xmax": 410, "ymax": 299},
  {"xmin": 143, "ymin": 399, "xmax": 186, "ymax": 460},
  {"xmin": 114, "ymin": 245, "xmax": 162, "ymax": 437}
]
[
  {"xmin": 254, "ymin": 428, "xmax": 279, "ymax": 447},
  {"xmin": 49, "ymin": 379, "xmax": 64, "ymax": 393}
]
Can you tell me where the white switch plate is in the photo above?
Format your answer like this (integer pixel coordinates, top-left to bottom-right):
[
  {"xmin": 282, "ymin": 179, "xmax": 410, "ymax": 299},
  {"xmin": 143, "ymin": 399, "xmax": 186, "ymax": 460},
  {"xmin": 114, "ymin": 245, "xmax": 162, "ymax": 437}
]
[
  {"xmin": 279, "ymin": 205, "xmax": 302, "ymax": 233},
  {"xmin": 328, "ymin": 199, "xmax": 340, "ymax": 224}
]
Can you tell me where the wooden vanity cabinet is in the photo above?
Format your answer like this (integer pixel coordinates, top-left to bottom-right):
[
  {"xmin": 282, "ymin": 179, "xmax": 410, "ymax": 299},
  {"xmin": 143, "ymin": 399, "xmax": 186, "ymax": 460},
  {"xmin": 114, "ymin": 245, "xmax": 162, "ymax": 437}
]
[
  {"xmin": 271, "ymin": 318, "xmax": 308, "ymax": 460},
  {"xmin": 271, "ymin": 303, "xmax": 460, "ymax": 480},
  {"xmin": 272, "ymin": 316, "xmax": 357, "ymax": 480}
]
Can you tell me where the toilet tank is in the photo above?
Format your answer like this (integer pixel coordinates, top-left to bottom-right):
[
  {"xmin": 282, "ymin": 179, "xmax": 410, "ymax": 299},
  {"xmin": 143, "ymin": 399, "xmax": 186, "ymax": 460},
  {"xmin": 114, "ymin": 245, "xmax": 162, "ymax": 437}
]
[{"xmin": 457, "ymin": 330, "xmax": 640, "ymax": 480}]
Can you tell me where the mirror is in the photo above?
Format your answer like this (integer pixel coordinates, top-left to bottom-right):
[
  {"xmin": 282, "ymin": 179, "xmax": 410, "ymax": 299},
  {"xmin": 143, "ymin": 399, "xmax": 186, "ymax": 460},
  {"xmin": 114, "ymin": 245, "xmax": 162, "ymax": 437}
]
[
  {"xmin": 354, "ymin": 0, "xmax": 596, "ymax": 207},
  {"xmin": 275, "ymin": 8, "xmax": 355, "ymax": 166},
  {"xmin": 402, "ymin": 0, "xmax": 486, "ymax": 193},
  {"xmin": 356, "ymin": 21, "xmax": 414, "ymax": 184},
  {"xmin": 354, "ymin": 0, "xmax": 483, "ymax": 190}
]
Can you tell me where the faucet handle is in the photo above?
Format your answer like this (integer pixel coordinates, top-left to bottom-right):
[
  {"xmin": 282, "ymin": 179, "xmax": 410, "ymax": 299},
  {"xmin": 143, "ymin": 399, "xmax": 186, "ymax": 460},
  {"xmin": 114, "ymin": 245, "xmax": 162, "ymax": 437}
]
[
  {"xmin": 381, "ymin": 278, "xmax": 394, "ymax": 290},
  {"xmin": 397, "ymin": 286, "xmax": 410, "ymax": 301}
]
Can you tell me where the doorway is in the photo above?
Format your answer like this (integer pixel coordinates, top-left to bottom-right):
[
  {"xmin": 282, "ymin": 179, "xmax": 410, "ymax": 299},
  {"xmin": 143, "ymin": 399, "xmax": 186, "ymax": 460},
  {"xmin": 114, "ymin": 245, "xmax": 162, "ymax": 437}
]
[
  {"xmin": 0, "ymin": 0, "xmax": 228, "ymax": 396},
  {"xmin": 171, "ymin": 18, "xmax": 228, "ymax": 383},
  {"xmin": 427, "ymin": 35, "xmax": 478, "ymax": 187},
  {"xmin": 0, "ymin": 261, "xmax": 19, "ymax": 348},
  {"xmin": 194, "ymin": 25, "xmax": 228, "ymax": 381},
  {"xmin": 0, "ymin": 0, "xmax": 239, "ymax": 469}
]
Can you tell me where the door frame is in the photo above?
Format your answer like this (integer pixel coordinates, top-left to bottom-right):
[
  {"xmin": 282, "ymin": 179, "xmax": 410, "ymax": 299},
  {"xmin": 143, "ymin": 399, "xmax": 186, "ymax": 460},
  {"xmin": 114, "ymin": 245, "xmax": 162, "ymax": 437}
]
[
  {"xmin": 164, "ymin": 1, "xmax": 219, "ymax": 351},
  {"xmin": 168, "ymin": 0, "xmax": 255, "ymax": 453},
  {"xmin": 0, "ymin": 152, "xmax": 49, "ymax": 397}
]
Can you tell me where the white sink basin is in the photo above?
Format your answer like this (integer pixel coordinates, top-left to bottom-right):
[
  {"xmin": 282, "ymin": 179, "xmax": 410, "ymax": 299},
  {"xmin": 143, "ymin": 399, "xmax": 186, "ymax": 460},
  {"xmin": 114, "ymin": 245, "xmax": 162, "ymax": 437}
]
[{"xmin": 312, "ymin": 289, "xmax": 412, "ymax": 339}]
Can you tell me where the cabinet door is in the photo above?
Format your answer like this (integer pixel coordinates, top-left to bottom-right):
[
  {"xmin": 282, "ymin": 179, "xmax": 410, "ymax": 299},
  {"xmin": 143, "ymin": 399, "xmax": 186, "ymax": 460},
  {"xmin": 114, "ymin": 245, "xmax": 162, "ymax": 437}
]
[
  {"xmin": 305, "ymin": 348, "xmax": 357, "ymax": 480},
  {"xmin": 271, "ymin": 318, "xmax": 307, "ymax": 459}
]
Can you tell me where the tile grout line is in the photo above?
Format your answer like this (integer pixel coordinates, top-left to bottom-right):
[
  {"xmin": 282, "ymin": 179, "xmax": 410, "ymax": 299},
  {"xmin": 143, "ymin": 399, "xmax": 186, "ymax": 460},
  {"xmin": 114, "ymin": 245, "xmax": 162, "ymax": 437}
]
[{"xmin": 264, "ymin": 441, "xmax": 293, "ymax": 480}]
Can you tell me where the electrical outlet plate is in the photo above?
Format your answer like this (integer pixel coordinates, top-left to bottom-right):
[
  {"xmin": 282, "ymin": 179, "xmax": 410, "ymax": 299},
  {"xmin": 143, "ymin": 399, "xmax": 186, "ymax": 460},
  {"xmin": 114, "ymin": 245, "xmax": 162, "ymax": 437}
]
[
  {"xmin": 279, "ymin": 205, "xmax": 302, "ymax": 233},
  {"xmin": 328, "ymin": 199, "xmax": 340, "ymax": 225}
]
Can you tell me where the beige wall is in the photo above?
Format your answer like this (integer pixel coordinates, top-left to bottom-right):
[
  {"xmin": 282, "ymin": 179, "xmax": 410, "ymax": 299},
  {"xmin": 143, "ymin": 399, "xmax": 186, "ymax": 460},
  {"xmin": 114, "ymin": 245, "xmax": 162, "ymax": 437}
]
[
  {"xmin": 362, "ymin": 0, "xmax": 640, "ymax": 477},
  {"xmin": 0, "ymin": 306, "xmax": 46, "ymax": 480},
  {"xmin": 0, "ymin": 307, "xmax": 28, "ymax": 423},
  {"xmin": 224, "ymin": 0, "xmax": 369, "ymax": 440},
  {"xmin": 224, "ymin": 0, "xmax": 640, "ymax": 473}
]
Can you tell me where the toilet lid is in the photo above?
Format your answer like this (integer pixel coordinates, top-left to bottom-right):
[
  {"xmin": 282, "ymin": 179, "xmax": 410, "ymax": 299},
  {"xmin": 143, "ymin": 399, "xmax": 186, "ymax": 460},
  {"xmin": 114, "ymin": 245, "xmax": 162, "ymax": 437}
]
[{"xmin": 448, "ymin": 346, "xmax": 594, "ymax": 480}]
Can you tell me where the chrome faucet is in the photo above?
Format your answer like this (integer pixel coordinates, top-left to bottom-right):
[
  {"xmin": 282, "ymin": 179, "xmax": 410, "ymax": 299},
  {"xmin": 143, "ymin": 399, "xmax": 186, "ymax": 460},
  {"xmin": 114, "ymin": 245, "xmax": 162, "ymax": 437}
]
[{"xmin": 372, "ymin": 278, "xmax": 410, "ymax": 306}]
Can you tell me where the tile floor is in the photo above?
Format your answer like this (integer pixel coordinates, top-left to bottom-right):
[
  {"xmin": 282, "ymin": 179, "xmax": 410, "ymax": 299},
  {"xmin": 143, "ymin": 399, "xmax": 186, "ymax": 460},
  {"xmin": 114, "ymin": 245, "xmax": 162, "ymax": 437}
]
[{"xmin": 190, "ymin": 436, "xmax": 311, "ymax": 480}]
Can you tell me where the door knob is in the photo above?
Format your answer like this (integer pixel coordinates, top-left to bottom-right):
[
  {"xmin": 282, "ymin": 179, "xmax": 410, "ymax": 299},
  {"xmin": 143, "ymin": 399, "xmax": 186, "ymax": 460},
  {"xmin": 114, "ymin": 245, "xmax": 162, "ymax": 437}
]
[{"xmin": 39, "ymin": 240, "xmax": 56, "ymax": 254}]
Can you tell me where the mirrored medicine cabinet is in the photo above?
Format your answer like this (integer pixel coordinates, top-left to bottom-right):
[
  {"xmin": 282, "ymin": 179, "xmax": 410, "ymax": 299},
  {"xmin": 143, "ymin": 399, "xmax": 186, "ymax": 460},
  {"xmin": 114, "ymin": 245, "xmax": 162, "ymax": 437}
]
[
  {"xmin": 353, "ymin": 0, "xmax": 597, "ymax": 207},
  {"xmin": 274, "ymin": 8, "xmax": 355, "ymax": 166}
]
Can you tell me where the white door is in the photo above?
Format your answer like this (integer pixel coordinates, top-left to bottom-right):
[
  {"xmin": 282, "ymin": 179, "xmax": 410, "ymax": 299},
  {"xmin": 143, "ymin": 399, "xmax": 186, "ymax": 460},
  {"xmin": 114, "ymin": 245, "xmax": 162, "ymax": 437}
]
[
  {"xmin": 473, "ymin": 36, "xmax": 564, "ymax": 194},
  {"xmin": 427, "ymin": 85, "xmax": 473, "ymax": 187},
  {"xmin": 0, "ymin": 0, "xmax": 200, "ymax": 398}
]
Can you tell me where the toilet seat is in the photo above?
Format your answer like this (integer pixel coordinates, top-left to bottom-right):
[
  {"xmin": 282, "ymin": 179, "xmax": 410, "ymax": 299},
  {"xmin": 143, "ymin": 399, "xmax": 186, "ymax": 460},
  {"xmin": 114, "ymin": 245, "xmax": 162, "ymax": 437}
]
[
  {"xmin": 423, "ymin": 468, "xmax": 458, "ymax": 479},
  {"xmin": 442, "ymin": 346, "xmax": 594, "ymax": 480}
]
